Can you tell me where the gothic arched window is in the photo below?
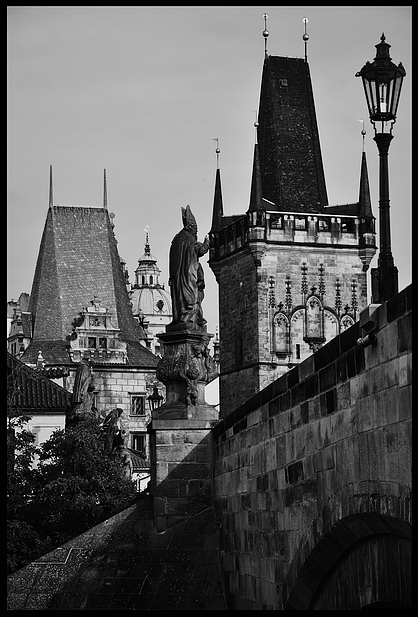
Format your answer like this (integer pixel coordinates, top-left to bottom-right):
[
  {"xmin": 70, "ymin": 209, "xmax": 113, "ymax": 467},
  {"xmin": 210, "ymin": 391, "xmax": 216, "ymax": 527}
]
[{"xmin": 274, "ymin": 312, "xmax": 289, "ymax": 356}]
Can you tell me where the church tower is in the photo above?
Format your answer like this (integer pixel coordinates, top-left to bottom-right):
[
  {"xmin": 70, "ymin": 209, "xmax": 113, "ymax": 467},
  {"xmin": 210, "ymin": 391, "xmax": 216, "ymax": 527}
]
[
  {"xmin": 129, "ymin": 228, "xmax": 172, "ymax": 356},
  {"xmin": 208, "ymin": 20, "xmax": 377, "ymax": 416}
]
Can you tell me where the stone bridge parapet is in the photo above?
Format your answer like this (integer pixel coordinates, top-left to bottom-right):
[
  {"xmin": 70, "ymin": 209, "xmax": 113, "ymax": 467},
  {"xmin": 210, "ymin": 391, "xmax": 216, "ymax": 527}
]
[{"xmin": 211, "ymin": 284, "xmax": 411, "ymax": 610}]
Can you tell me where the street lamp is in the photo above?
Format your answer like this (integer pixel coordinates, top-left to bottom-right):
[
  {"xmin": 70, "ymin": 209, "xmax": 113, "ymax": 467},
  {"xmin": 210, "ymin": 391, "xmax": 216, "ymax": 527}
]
[
  {"xmin": 356, "ymin": 33, "xmax": 406, "ymax": 303},
  {"xmin": 147, "ymin": 385, "xmax": 164, "ymax": 411}
]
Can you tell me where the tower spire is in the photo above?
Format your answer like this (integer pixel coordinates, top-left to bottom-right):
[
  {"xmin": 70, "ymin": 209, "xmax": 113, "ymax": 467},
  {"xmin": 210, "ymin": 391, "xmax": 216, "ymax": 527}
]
[
  {"xmin": 103, "ymin": 169, "xmax": 107, "ymax": 209},
  {"xmin": 262, "ymin": 13, "xmax": 269, "ymax": 57},
  {"xmin": 248, "ymin": 143, "xmax": 263, "ymax": 212},
  {"xmin": 358, "ymin": 133, "xmax": 373, "ymax": 218},
  {"xmin": 49, "ymin": 165, "xmax": 53, "ymax": 208},
  {"xmin": 302, "ymin": 17, "xmax": 309, "ymax": 62},
  {"xmin": 210, "ymin": 140, "xmax": 224, "ymax": 232}
]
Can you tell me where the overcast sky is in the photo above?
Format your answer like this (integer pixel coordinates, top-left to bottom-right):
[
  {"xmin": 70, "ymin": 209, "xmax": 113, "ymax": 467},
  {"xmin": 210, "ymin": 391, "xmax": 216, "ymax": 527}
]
[{"xmin": 7, "ymin": 6, "xmax": 411, "ymax": 337}]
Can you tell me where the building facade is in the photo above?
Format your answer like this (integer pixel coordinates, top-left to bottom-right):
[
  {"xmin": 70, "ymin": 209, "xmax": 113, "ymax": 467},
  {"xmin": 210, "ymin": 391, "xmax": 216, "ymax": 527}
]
[{"xmin": 15, "ymin": 193, "xmax": 161, "ymax": 473}]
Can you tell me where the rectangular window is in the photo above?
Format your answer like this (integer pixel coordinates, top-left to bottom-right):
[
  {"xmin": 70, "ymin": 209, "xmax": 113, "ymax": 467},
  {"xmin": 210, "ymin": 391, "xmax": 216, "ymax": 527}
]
[
  {"xmin": 98, "ymin": 337, "xmax": 107, "ymax": 349},
  {"xmin": 296, "ymin": 344, "xmax": 301, "ymax": 360},
  {"xmin": 132, "ymin": 433, "xmax": 146, "ymax": 454},
  {"xmin": 270, "ymin": 214, "xmax": 283, "ymax": 229},
  {"xmin": 318, "ymin": 219, "xmax": 330, "ymax": 231},
  {"xmin": 131, "ymin": 395, "xmax": 146, "ymax": 416},
  {"xmin": 295, "ymin": 217, "xmax": 306, "ymax": 230},
  {"xmin": 88, "ymin": 337, "xmax": 97, "ymax": 349},
  {"xmin": 341, "ymin": 219, "xmax": 355, "ymax": 233}
]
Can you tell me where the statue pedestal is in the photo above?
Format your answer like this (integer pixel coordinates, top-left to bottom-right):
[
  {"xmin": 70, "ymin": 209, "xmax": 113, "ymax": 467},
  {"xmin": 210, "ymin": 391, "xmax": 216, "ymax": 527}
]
[{"xmin": 148, "ymin": 325, "xmax": 219, "ymax": 531}]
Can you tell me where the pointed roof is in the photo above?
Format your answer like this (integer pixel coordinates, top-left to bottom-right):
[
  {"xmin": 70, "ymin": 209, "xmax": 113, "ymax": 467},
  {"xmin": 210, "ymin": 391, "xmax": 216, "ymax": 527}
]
[
  {"xmin": 248, "ymin": 143, "xmax": 264, "ymax": 211},
  {"xmin": 358, "ymin": 151, "xmax": 374, "ymax": 218},
  {"xmin": 256, "ymin": 55, "xmax": 328, "ymax": 213},
  {"xmin": 210, "ymin": 168, "xmax": 224, "ymax": 232},
  {"xmin": 23, "ymin": 206, "xmax": 157, "ymax": 367}
]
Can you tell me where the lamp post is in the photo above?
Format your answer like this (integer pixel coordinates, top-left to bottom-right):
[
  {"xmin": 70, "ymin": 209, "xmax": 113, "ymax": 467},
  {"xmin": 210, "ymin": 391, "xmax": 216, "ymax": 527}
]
[{"xmin": 356, "ymin": 33, "xmax": 406, "ymax": 303}]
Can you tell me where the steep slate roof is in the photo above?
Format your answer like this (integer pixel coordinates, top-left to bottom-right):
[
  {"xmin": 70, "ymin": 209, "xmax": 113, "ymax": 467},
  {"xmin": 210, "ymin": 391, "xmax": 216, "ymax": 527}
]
[
  {"xmin": 7, "ymin": 351, "xmax": 72, "ymax": 415},
  {"xmin": 256, "ymin": 55, "xmax": 329, "ymax": 213},
  {"xmin": 23, "ymin": 206, "xmax": 158, "ymax": 368}
]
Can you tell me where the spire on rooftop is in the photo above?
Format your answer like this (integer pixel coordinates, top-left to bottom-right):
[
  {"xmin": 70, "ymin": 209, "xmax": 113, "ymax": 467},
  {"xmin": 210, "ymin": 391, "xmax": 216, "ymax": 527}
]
[
  {"xmin": 49, "ymin": 165, "xmax": 53, "ymax": 209},
  {"xmin": 248, "ymin": 143, "xmax": 263, "ymax": 212},
  {"xmin": 210, "ymin": 140, "xmax": 224, "ymax": 232},
  {"xmin": 103, "ymin": 169, "xmax": 107, "ymax": 209},
  {"xmin": 358, "ymin": 145, "xmax": 373, "ymax": 219},
  {"xmin": 262, "ymin": 13, "xmax": 269, "ymax": 58},
  {"xmin": 302, "ymin": 17, "xmax": 309, "ymax": 62}
]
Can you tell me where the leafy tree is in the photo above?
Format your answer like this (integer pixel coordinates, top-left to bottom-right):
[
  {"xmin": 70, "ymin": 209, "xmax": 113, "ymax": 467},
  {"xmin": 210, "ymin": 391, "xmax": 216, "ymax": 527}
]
[
  {"xmin": 7, "ymin": 415, "xmax": 137, "ymax": 574},
  {"xmin": 7, "ymin": 423, "xmax": 52, "ymax": 574}
]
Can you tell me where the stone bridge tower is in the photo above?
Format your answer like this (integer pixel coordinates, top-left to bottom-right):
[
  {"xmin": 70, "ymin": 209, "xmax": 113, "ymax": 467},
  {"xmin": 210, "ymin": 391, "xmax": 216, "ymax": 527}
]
[{"xmin": 209, "ymin": 42, "xmax": 377, "ymax": 417}]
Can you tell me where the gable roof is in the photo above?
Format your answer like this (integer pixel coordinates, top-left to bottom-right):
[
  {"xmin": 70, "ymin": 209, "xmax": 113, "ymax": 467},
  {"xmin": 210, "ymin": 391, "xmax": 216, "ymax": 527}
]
[{"xmin": 7, "ymin": 351, "xmax": 72, "ymax": 415}]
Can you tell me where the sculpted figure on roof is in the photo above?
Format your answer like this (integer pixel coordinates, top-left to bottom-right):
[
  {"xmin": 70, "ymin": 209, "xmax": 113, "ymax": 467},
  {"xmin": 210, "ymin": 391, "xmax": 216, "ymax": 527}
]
[{"xmin": 169, "ymin": 205, "xmax": 209, "ymax": 330}]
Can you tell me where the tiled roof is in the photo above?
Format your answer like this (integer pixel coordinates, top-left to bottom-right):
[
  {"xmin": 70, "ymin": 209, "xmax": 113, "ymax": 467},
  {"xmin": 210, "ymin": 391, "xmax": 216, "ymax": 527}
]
[
  {"xmin": 127, "ymin": 448, "xmax": 150, "ymax": 471},
  {"xmin": 7, "ymin": 351, "xmax": 72, "ymax": 414},
  {"xmin": 21, "ymin": 340, "xmax": 70, "ymax": 365},
  {"xmin": 257, "ymin": 56, "xmax": 329, "ymax": 213},
  {"xmin": 24, "ymin": 206, "xmax": 158, "ymax": 368}
]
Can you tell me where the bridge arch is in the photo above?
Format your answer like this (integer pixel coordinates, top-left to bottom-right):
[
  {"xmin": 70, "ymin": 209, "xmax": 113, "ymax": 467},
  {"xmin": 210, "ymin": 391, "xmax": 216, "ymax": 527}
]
[{"xmin": 284, "ymin": 511, "xmax": 411, "ymax": 610}]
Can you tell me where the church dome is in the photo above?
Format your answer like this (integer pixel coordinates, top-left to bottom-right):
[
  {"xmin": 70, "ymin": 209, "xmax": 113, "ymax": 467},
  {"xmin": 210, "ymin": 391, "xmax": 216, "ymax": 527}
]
[
  {"xmin": 129, "ymin": 228, "xmax": 172, "ymax": 322},
  {"xmin": 130, "ymin": 285, "xmax": 172, "ymax": 318}
]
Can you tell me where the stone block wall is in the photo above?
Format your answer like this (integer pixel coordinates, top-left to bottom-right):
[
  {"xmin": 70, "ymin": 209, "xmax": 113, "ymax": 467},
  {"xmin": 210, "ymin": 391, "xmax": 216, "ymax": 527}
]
[
  {"xmin": 218, "ymin": 251, "xmax": 260, "ymax": 414},
  {"xmin": 149, "ymin": 419, "xmax": 215, "ymax": 532},
  {"xmin": 211, "ymin": 285, "xmax": 412, "ymax": 610},
  {"xmin": 67, "ymin": 367, "xmax": 155, "ymax": 454}
]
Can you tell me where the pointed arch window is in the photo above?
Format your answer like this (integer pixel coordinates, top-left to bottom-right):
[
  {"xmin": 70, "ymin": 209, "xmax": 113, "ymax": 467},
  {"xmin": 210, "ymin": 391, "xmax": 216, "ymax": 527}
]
[
  {"xmin": 303, "ymin": 295, "xmax": 325, "ymax": 352},
  {"xmin": 274, "ymin": 312, "xmax": 290, "ymax": 356},
  {"xmin": 340, "ymin": 314, "xmax": 355, "ymax": 332}
]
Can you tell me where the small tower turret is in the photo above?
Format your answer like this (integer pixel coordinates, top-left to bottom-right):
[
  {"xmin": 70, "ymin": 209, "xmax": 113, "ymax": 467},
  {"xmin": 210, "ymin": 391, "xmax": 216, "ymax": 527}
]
[{"xmin": 357, "ymin": 124, "xmax": 377, "ymax": 275}]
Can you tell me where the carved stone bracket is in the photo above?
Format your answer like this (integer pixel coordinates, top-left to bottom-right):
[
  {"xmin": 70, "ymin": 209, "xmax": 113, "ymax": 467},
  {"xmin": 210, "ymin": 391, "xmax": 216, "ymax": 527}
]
[{"xmin": 155, "ymin": 328, "xmax": 218, "ymax": 419}]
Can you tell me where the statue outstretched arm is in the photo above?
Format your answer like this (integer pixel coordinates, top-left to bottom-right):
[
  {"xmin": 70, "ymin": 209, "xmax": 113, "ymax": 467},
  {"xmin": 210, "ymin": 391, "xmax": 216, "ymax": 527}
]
[{"xmin": 195, "ymin": 234, "xmax": 210, "ymax": 256}]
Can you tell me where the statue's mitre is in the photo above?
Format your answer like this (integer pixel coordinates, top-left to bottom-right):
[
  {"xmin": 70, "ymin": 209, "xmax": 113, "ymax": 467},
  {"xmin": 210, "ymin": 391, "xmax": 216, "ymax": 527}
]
[{"xmin": 181, "ymin": 205, "xmax": 197, "ymax": 229}]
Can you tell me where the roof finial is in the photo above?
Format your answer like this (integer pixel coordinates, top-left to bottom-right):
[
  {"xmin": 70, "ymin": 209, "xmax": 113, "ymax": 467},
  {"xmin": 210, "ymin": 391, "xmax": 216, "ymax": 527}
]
[
  {"xmin": 302, "ymin": 17, "xmax": 309, "ymax": 62},
  {"xmin": 49, "ymin": 165, "xmax": 53, "ymax": 208},
  {"xmin": 103, "ymin": 169, "xmax": 107, "ymax": 209},
  {"xmin": 359, "ymin": 119, "xmax": 366, "ymax": 152},
  {"xmin": 253, "ymin": 110, "xmax": 259, "ymax": 144},
  {"xmin": 144, "ymin": 225, "xmax": 150, "ymax": 255},
  {"xmin": 213, "ymin": 138, "xmax": 220, "ymax": 169},
  {"xmin": 262, "ymin": 13, "xmax": 269, "ymax": 57}
]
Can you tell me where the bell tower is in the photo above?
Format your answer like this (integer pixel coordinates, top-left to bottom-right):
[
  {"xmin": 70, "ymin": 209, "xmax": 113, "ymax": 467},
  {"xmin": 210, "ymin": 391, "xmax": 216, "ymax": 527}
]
[{"xmin": 209, "ymin": 19, "xmax": 376, "ymax": 416}]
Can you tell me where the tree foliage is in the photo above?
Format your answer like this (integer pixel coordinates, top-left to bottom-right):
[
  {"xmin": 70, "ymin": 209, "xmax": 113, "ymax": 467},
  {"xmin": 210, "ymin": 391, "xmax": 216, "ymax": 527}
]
[{"xmin": 7, "ymin": 415, "xmax": 137, "ymax": 575}]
